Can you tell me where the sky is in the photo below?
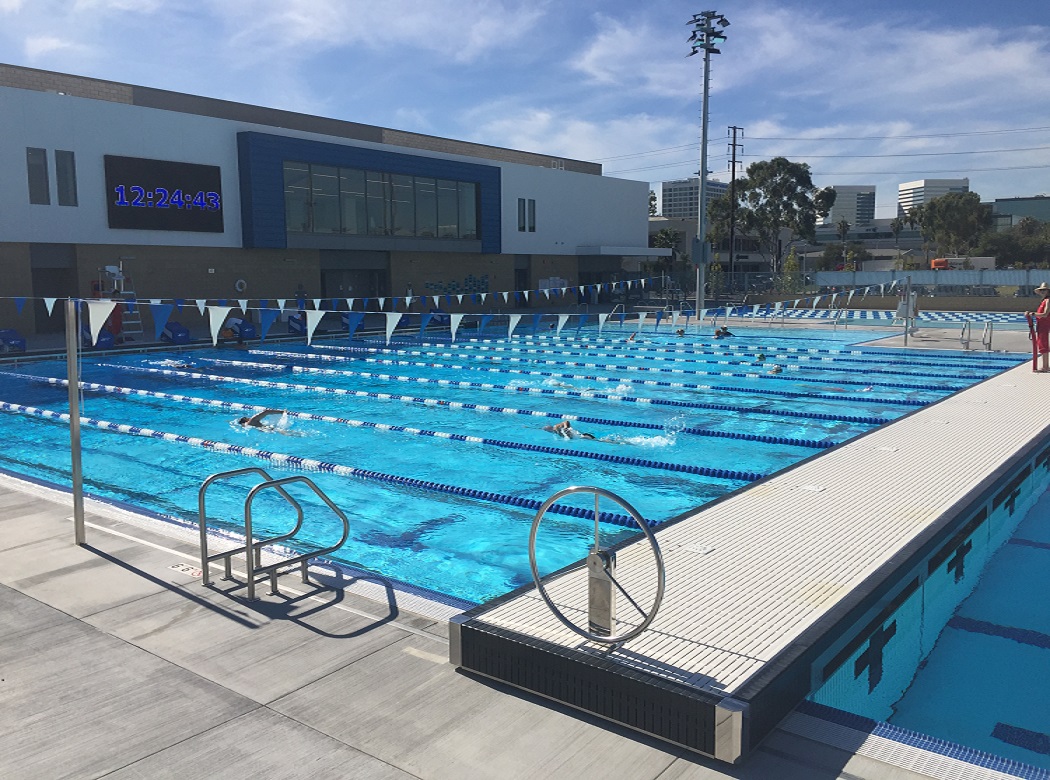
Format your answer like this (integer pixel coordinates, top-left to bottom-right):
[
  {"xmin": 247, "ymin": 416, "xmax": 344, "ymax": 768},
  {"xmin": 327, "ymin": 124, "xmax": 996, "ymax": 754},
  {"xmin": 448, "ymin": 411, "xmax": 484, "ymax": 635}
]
[{"xmin": 2, "ymin": 0, "xmax": 1049, "ymax": 219}]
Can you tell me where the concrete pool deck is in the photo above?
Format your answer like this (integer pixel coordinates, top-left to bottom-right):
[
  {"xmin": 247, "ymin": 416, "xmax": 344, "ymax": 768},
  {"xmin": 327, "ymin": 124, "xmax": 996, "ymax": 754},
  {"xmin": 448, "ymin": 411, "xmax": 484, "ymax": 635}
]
[{"xmin": 0, "ymin": 326, "xmax": 1040, "ymax": 779}]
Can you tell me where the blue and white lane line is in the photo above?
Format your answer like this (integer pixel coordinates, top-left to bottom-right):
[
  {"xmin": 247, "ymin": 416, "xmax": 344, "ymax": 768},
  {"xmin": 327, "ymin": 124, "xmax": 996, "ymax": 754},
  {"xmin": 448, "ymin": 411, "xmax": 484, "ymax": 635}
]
[
  {"xmin": 249, "ymin": 348, "xmax": 950, "ymax": 397},
  {"xmin": 161, "ymin": 359, "xmax": 892, "ymax": 426},
  {"xmin": 0, "ymin": 400, "xmax": 644, "ymax": 528},
  {"xmin": 16, "ymin": 375, "xmax": 767, "ymax": 481},
  {"xmin": 317, "ymin": 340, "xmax": 1005, "ymax": 375}
]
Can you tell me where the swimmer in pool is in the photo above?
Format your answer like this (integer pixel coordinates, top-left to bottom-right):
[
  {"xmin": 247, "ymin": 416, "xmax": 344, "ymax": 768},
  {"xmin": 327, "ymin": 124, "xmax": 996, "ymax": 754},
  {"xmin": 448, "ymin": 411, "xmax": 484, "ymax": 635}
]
[
  {"xmin": 768, "ymin": 365, "xmax": 782, "ymax": 374},
  {"xmin": 543, "ymin": 419, "xmax": 597, "ymax": 440},
  {"xmin": 237, "ymin": 409, "xmax": 287, "ymax": 429}
]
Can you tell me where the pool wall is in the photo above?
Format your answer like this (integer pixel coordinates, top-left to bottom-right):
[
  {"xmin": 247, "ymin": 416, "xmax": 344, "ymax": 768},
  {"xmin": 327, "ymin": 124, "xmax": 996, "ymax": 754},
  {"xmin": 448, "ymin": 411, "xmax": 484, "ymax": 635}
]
[{"xmin": 810, "ymin": 437, "xmax": 1050, "ymax": 718}]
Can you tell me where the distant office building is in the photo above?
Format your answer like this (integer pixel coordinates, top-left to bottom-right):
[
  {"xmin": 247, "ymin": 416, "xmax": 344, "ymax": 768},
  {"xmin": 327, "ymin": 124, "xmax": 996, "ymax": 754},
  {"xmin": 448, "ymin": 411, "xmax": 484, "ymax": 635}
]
[
  {"xmin": 660, "ymin": 177, "xmax": 729, "ymax": 219},
  {"xmin": 897, "ymin": 178, "xmax": 969, "ymax": 217},
  {"xmin": 992, "ymin": 195, "xmax": 1050, "ymax": 228},
  {"xmin": 824, "ymin": 185, "xmax": 875, "ymax": 226}
]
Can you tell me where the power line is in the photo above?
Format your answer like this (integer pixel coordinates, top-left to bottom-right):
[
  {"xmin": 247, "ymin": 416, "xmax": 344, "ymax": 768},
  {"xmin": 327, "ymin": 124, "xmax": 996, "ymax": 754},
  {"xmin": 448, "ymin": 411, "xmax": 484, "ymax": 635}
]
[
  {"xmin": 742, "ymin": 145, "xmax": 1050, "ymax": 159},
  {"xmin": 748, "ymin": 126, "xmax": 1050, "ymax": 142},
  {"xmin": 605, "ymin": 155, "xmax": 729, "ymax": 175},
  {"xmin": 811, "ymin": 163, "xmax": 1050, "ymax": 175}
]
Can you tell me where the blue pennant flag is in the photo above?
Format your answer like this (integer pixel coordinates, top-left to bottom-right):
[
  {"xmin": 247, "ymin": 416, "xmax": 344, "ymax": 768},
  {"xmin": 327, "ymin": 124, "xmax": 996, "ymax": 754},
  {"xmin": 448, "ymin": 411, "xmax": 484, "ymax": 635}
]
[
  {"xmin": 445, "ymin": 295, "xmax": 453, "ymax": 307},
  {"xmin": 618, "ymin": 312, "xmax": 626, "ymax": 325},
  {"xmin": 479, "ymin": 314, "xmax": 494, "ymax": 334},
  {"xmin": 472, "ymin": 293, "xmax": 480, "ymax": 304},
  {"xmin": 576, "ymin": 313, "xmax": 590, "ymax": 331},
  {"xmin": 15, "ymin": 297, "xmax": 26, "ymax": 314},
  {"xmin": 419, "ymin": 313, "xmax": 433, "ymax": 336},
  {"xmin": 531, "ymin": 313, "xmax": 542, "ymax": 333},
  {"xmin": 361, "ymin": 298, "xmax": 370, "ymax": 310},
  {"xmin": 344, "ymin": 311, "xmax": 365, "ymax": 339},
  {"xmin": 655, "ymin": 310, "xmax": 664, "ymax": 326},
  {"xmin": 514, "ymin": 291, "xmax": 522, "ymax": 303},
  {"xmin": 149, "ymin": 303, "xmax": 174, "ymax": 341},
  {"xmin": 259, "ymin": 299, "xmax": 269, "ymax": 310},
  {"xmin": 217, "ymin": 298, "xmax": 227, "ymax": 307},
  {"xmin": 258, "ymin": 308, "xmax": 280, "ymax": 341},
  {"xmin": 125, "ymin": 297, "xmax": 137, "ymax": 314},
  {"xmin": 174, "ymin": 298, "xmax": 185, "ymax": 312}
]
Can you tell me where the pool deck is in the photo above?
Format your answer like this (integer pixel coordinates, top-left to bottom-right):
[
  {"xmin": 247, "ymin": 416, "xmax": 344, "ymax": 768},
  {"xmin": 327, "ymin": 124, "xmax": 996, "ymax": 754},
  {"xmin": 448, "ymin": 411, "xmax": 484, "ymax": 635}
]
[{"xmin": 0, "ymin": 327, "xmax": 1040, "ymax": 779}]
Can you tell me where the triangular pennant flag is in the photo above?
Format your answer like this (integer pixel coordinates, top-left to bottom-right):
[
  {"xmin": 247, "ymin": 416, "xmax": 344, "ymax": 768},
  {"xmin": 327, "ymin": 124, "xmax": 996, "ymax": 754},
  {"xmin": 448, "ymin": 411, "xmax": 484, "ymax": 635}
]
[
  {"xmin": 811, "ymin": 296, "xmax": 822, "ymax": 310},
  {"xmin": 654, "ymin": 311, "xmax": 664, "ymax": 327},
  {"xmin": 174, "ymin": 298, "xmax": 184, "ymax": 312},
  {"xmin": 830, "ymin": 293, "xmax": 838, "ymax": 308},
  {"xmin": 405, "ymin": 296, "xmax": 414, "ymax": 308},
  {"xmin": 305, "ymin": 309, "xmax": 325, "ymax": 346},
  {"xmin": 195, "ymin": 299, "xmax": 207, "ymax": 316},
  {"xmin": 847, "ymin": 290, "xmax": 855, "ymax": 305},
  {"xmin": 433, "ymin": 295, "xmax": 441, "ymax": 309},
  {"xmin": 450, "ymin": 313, "xmax": 465, "ymax": 343},
  {"xmin": 207, "ymin": 306, "xmax": 234, "ymax": 346},
  {"xmin": 419, "ymin": 313, "xmax": 433, "ymax": 336},
  {"xmin": 457, "ymin": 294, "xmax": 464, "ymax": 304},
  {"xmin": 480, "ymin": 292, "xmax": 488, "ymax": 304},
  {"xmin": 560, "ymin": 287, "xmax": 568, "ymax": 297},
  {"xmin": 258, "ymin": 308, "xmax": 280, "ymax": 341},
  {"xmin": 444, "ymin": 295, "xmax": 453, "ymax": 307},
  {"xmin": 260, "ymin": 299, "xmax": 269, "ymax": 310},
  {"xmin": 640, "ymin": 279, "xmax": 647, "ymax": 288},
  {"xmin": 576, "ymin": 314, "xmax": 590, "ymax": 331},
  {"xmin": 377, "ymin": 297, "xmax": 386, "ymax": 311},
  {"xmin": 238, "ymin": 299, "xmax": 248, "ymax": 314},
  {"xmin": 362, "ymin": 298, "xmax": 370, "ymax": 310},
  {"xmin": 671, "ymin": 310, "xmax": 681, "ymax": 328},
  {"xmin": 85, "ymin": 300, "xmax": 117, "ymax": 346},
  {"xmin": 44, "ymin": 297, "xmax": 57, "ymax": 316},
  {"xmin": 752, "ymin": 304, "xmax": 761, "ymax": 317},
  {"xmin": 774, "ymin": 302, "xmax": 783, "ymax": 312},
  {"xmin": 618, "ymin": 311, "xmax": 626, "ymax": 325},
  {"xmin": 699, "ymin": 308, "xmax": 708, "ymax": 321},
  {"xmin": 150, "ymin": 303, "xmax": 174, "ymax": 341},
  {"xmin": 531, "ymin": 313, "xmax": 542, "ymax": 333},
  {"xmin": 217, "ymin": 299, "xmax": 227, "ymax": 307},
  {"xmin": 383, "ymin": 312, "xmax": 402, "ymax": 345},
  {"xmin": 392, "ymin": 297, "xmax": 401, "ymax": 310},
  {"xmin": 597, "ymin": 312, "xmax": 610, "ymax": 334},
  {"xmin": 344, "ymin": 311, "xmax": 365, "ymax": 339},
  {"xmin": 636, "ymin": 312, "xmax": 646, "ymax": 331},
  {"xmin": 502, "ymin": 291, "xmax": 509, "ymax": 304},
  {"xmin": 472, "ymin": 294, "xmax": 480, "ymax": 304},
  {"xmin": 793, "ymin": 299, "xmax": 801, "ymax": 308},
  {"xmin": 507, "ymin": 314, "xmax": 522, "ymax": 338},
  {"xmin": 346, "ymin": 298, "xmax": 355, "ymax": 310},
  {"xmin": 313, "ymin": 298, "xmax": 322, "ymax": 310},
  {"xmin": 479, "ymin": 314, "xmax": 494, "ymax": 334},
  {"xmin": 556, "ymin": 314, "xmax": 570, "ymax": 335},
  {"xmin": 523, "ymin": 290, "xmax": 530, "ymax": 302},
  {"xmin": 542, "ymin": 289, "xmax": 550, "ymax": 299},
  {"xmin": 277, "ymin": 299, "xmax": 287, "ymax": 311}
]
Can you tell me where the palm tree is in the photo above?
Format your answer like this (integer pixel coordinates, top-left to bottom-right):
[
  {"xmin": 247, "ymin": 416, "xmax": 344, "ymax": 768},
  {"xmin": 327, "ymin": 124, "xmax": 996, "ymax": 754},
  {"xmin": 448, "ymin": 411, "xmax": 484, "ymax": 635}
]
[
  {"xmin": 837, "ymin": 219, "xmax": 851, "ymax": 267},
  {"xmin": 890, "ymin": 216, "xmax": 904, "ymax": 263}
]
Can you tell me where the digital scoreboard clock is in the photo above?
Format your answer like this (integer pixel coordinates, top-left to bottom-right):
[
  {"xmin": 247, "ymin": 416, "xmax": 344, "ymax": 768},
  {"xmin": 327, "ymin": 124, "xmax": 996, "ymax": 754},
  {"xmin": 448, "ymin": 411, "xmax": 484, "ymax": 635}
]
[{"xmin": 104, "ymin": 155, "xmax": 225, "ymax": 232}]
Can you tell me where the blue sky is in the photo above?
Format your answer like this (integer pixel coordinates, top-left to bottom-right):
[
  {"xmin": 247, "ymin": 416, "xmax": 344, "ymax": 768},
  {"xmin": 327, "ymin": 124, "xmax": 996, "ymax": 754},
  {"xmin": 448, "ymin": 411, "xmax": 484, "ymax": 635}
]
[{"xmin": 2, "ymin": 0, "xmax": 1049, "ymax": 218}]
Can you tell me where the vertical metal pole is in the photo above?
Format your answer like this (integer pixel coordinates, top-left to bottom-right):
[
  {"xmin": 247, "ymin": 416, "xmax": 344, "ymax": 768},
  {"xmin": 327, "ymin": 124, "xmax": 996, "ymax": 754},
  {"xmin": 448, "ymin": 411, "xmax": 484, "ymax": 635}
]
[
  {"xmin": 904, "ymin": 275, "xmax": 911, "ymax": 347},
  {"xmin": 65, "ymin": 298, "xmax": 85, "ymax": 545},
  {"xmin": 696, "ymin": 44, "xmax": 712, "ymax": 318}
]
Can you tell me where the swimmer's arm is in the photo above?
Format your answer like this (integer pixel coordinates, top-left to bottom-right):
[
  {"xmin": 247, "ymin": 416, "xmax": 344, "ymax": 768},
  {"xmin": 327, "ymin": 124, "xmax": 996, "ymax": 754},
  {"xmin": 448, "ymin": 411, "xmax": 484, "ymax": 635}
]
[{"xmin": 248, "ymin": 409, "xmax": 285, "ymax": 425}]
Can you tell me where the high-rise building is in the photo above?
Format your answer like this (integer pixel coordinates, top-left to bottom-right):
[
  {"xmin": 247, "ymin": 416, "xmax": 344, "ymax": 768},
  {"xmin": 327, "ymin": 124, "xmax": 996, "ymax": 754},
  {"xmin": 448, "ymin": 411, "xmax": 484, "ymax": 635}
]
[
  {"xmin": 824, "ymin": 185, "xmax": 875, "ymax": 226},
  {"xmin": 660, "ymin": 177, "xmax": 729, "ymax": 219},
  {"xmin": 898, "ymin": 178, "xmax": 969, "ymax": 217}
]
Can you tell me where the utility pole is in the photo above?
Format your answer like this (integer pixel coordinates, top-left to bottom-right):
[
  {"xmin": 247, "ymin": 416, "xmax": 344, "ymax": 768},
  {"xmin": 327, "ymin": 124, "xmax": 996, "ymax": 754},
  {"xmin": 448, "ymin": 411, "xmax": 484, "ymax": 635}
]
[{"xmin": 727, "ymin": 125, "xmax": 743, "ymax": 283}]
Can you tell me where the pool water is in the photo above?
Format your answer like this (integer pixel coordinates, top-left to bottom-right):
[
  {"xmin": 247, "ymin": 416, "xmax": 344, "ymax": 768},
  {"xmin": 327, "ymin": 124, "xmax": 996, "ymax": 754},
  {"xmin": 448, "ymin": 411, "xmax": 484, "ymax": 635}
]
[{"xmin": 0, "ymin": 325, "xmax": 1025, "ymax": 604}]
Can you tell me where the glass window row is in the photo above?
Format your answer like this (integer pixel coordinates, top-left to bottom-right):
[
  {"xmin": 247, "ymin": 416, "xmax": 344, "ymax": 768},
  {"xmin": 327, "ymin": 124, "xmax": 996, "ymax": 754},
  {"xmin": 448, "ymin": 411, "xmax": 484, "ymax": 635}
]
[{"xmin": 283, "ymin": 161, "xmax": 479, "ymax": 240}]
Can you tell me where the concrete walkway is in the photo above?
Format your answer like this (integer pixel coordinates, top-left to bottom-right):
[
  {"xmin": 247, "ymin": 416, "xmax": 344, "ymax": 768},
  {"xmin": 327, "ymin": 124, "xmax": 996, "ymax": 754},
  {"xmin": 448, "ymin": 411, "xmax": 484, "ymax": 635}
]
[{"xmin": 0, "ymin": 475, "xmax": 938, "ymax": 779}]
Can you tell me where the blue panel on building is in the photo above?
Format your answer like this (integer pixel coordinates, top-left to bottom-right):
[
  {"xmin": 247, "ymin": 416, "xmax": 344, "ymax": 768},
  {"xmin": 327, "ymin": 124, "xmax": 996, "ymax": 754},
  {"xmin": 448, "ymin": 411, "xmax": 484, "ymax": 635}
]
[{"xmin": 237, "ymin": 132, "xmax": 501, "ymax": 254}]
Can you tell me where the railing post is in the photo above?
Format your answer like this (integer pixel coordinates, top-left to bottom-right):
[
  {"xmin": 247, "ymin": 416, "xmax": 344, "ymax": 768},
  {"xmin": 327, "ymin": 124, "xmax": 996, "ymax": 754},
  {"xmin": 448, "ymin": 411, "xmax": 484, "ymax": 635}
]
[{"xmin": 65, "ymin": 298, "xmax": 86, "ymax": 545}]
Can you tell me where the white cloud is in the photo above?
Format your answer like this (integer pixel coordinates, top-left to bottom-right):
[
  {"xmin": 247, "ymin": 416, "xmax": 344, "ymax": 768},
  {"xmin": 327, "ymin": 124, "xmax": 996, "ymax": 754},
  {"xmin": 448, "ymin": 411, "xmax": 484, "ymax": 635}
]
[
  {"xmin": 0, "ymin": 0, "xmax": 25, "ymax": 12},
  {"xmin": 24, "ymin": 35, "xmax": 86, "ymax": 59}
]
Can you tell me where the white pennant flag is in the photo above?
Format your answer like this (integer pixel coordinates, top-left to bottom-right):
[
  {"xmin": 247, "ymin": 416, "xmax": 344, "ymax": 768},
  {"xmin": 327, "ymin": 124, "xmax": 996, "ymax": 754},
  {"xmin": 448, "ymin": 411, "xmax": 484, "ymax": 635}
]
[
  {"xmin": 457, "ymin": 294, "xmax": 464, "ymax": 304},
  {"xmin": 507, "ymin": 314, "xmax": 522, "ymax": 338},
  {"xmin": 207, "ymin": 305, "xmax": 233, "ymax": 346},
  {"xmin": 699, "ymin": 308, "xmax": 708, "ymax": 321},
  {"xmin": 830, "ymin": 293, "xmax": 838, "ymax": 308},
  {"xmin": 523, "ymin": 290, "xmax": 530, "ymax": 302},
  {"xmin": 238, "ymin": 299, "xmax": 248, "ymax": 314},
  {"xmin": 542, "ymin": 289, "xmax": 550, "ymax": 299},
  {"xmin": 276, "ymin": 299, "xmax": 287, "ymax": 311},
  {"xmin": 480, "ymin": 292, "xmax": 488, "ymax": 304},
  {"xmin": 305, "ymin": 309, "xmax": 325, "ymax": 345},
  {"xmin": 671, "ymin": 310, "xmax": 681, "ymax": 327},
  {"xmin": 450, "ymin": 313, "xmax": 464, "ymax": 342},
  {"xmin": 560, "ymin": 287, "xmax": 568, "ymax": 296},
  {"xmin": 313, "ymin": 298, "xmax": 322, "ymax": 310},
  {"xmin": 811, "ymin": 296, "xmax": 822, "ymax": 310},
  {"xmin": 752, "ymin": 304, "xmax": 761, "ymax": 317},
  {"xmin": 636, "ymin": 312, "xmax": 646, "ymax": 331},
  {"xmin": 879, "ymin": 284, "xmax": 885, "ymax": 296},
  {"xmin": 405, "ymin": 296, "xmax": 413, "ymax": 308},
  {"xmin": 774, "ymin": 302, "xmax": 783, "ymax": 312},
  {"xmin": 433, "ymin": 296, "xmax": 440, "ymax": 309},
  {"xmin": 346, "ymin": 298, "xmax": 355, "ymax": 310},
  {"xmin": 597, "ymin": 312, "xmax": 610, "ymax": 334},
  {"xmin": 195, "ymin": 299, "xmax": 207, "ymax": 316},
  {"xmin": 85, "ymin": 300, "xmax": 117, "ymax": 346},
  {"xmin": 847, "ymin": 290, "xmax": 856, "ymax": 305},
  {"xmin": 44, "ymin": 297, "xmax": 57, "ymax": 315},
  {"xmin": 794, "ymin": 299, "xmax": 801, "ymax": 308},
  {"xmin": 640, "ymin": 278, "xmax": 647, "ymax": 288},
  {"xmin": 556, "ymin": 314, "xmax": 570, "ymax": 335},
  {"xmin": 377, "ymin": 297, "xmax": 386, "ymax": 310},
  {"xmin": 502, "ymin": 291, "xmax": 509, "ymax": 304},
  {"xmin": 383, "ymin": 312, "xmax": 401, "ymax": 346}
]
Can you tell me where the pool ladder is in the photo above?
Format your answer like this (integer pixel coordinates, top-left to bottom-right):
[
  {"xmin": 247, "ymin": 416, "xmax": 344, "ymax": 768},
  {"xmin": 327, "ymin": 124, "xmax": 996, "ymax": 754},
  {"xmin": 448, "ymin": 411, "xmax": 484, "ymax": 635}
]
[{"xmin": 198, "ymin": 467, "xmax": 351, "ymax": 600}]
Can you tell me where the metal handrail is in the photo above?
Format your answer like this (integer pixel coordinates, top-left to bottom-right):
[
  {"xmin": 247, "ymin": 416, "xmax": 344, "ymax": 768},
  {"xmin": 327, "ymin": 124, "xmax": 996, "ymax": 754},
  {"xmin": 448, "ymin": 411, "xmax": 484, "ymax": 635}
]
[
  {"xmin": 609, "ymin": 303, "xmax": 625, "ymax": 318},
  {"xmin": 982, "ymin": 321, "xmax": 994, "ymax": 351},
  {"xmin": 198, "ymin": 467, "xmax": 351, "ymax": 600},
  {"xmin": 960, "ymin": 321, "xmax": 972, "ymax": 350}
]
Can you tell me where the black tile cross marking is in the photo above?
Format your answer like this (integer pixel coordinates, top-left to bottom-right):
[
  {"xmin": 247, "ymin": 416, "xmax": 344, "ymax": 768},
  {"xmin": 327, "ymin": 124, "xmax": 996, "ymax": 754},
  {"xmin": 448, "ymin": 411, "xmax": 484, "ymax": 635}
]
[
  {"xmin": 947, "ymin": 540, "xmax": 973, "ymax": 583},
  {"xmin": 1003, "ymin": 487, "xmax": 1021, "ymax": 515},
  {"xmin": 854, "ymin": 621, "xmax": 897, "ymax": 694}
]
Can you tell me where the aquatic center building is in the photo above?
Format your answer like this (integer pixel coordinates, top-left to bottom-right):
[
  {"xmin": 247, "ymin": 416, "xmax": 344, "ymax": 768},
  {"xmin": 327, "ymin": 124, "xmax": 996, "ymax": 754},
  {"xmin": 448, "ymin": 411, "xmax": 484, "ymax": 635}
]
[{"xmin": 0, "ymin": 63, "xmax": 661, "ymax": 335}]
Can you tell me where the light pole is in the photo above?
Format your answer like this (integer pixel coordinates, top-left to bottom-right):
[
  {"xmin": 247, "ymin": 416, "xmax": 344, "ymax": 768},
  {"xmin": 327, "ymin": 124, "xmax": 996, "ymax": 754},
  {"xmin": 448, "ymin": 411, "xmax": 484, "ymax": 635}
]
[{"xmin": 688, "ymin": 11, "xmax": 728, "ymax": 321}]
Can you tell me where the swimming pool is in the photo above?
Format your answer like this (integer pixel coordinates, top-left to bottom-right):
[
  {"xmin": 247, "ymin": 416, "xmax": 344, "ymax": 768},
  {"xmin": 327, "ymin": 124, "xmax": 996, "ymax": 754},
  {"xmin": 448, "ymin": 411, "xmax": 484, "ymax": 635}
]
[{"xmin": 0, "ymin": 323, "xmax": 1026, "ymax": 604}]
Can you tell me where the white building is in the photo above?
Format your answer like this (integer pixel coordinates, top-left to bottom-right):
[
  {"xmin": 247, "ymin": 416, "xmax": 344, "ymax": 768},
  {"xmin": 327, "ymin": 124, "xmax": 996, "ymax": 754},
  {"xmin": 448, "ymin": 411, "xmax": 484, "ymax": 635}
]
[
  {"xmin": 0, "ymin": 63, "xmax": 665, "ymax": 335},
  {"xmin": 660, "ymin": 177, "xmax": 729, "ymax": 220},
  {"xmin": 824, "ymin": 185, "xmax": 876, "ymax": 226},
  {"xmin": 898, "ymin": 178, "xmax": 969, "ymax": 217}
]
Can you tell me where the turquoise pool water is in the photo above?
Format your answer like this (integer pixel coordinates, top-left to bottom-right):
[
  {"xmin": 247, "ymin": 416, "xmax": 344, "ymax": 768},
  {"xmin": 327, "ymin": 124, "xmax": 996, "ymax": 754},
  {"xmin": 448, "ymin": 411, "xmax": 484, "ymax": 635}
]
[{"xmin": 0, "ymin": 325, "xmax": 1025, "ymax": 604}]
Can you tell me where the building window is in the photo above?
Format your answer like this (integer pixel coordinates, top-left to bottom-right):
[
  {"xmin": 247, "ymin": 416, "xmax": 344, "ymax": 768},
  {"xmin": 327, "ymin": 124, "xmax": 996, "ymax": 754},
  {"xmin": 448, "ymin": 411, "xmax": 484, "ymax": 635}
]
[
  {"xmin": 527, "ymin": 198, "xmax": 536, "ymax": 232},
  {"xmin": 26, "ymin": 147, "xmax": 50, "ymax": 205},
  {"xmin": 283, "ymin": 161, "xmax": 479, "ymax": 241},
  {"xmin": 55, "ymin": 150, "xmax": 78, "ymax": 206},
  {"xmin": 518, "ymin": 198, "xmax": 526, "ymax": 232}
]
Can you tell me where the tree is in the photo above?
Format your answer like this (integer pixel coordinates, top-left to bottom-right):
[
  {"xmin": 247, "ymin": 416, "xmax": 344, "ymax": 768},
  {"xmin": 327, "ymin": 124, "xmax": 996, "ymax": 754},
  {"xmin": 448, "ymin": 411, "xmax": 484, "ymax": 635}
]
[
  {"xmin": 977, "ymin": 217, "xmax": 1050, "ymax": 267},
  {"xmin": 890, "ymin": 216, "xmax": 904, "ymax": 263},
  {"xmin": 908, "ymin": 191, "xmax": 992, "ymax": 256},
  {"xmin": 707, "ymin": 157, "xmax": 835, "ymax": 273},
  {"xmin": 648, "ymin": 190, "xmax": 658, "ymax": 217},
  {"xmin": 778, "ymin": 248, "xmax": 803, "ymax": 293}
]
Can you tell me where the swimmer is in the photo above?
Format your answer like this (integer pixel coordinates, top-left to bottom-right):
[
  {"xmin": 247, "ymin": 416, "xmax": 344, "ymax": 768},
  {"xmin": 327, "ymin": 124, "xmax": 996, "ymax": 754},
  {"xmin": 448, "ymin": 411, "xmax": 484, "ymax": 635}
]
[
  {"xmin": 543, "ymin": 419, "xmax": 596, "ymax": 440},
  {"xmin": 713, "ymin": 330, "xmax": 724, "ymax": 340},
  {"xmin": 719, "ymin": 325, "xmax": 734, "ymax": 336},
  {"xmin": 676, "ymin": 328, "xmax": 685, "ymax": 337},
  {"xmin": 756, "ymin": 353, "xmax": 766, "ymax": 362},
  {"xmin": 237, "ymin": 409, "xmax": 287, "ymax": 429},
  {"xmin": 627, "ymin": 332, "xmax": 637, "ymax": 342},
  {"xmin": 768, "ymin": 365, "xmax": 782, "ymax": 374}
]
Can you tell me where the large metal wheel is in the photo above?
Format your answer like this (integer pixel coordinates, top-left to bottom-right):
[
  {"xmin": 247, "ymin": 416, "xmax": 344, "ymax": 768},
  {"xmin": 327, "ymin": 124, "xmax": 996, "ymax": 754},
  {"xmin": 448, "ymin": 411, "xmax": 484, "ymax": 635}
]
[{"xmin": 528, "ymin": 486, "xmax": 665, "ymax": 645}]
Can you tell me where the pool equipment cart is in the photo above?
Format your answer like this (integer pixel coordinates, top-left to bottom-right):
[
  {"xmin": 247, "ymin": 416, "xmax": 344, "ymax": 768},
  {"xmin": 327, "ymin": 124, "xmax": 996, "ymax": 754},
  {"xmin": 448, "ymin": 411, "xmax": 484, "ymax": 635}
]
[
  {"xmin": 527, "ymin": 486, "xmax": 665, "ymax": 644},
  {"xmin": 198, "ymin": 467, "xmax": 351, "ymax": 600}
]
